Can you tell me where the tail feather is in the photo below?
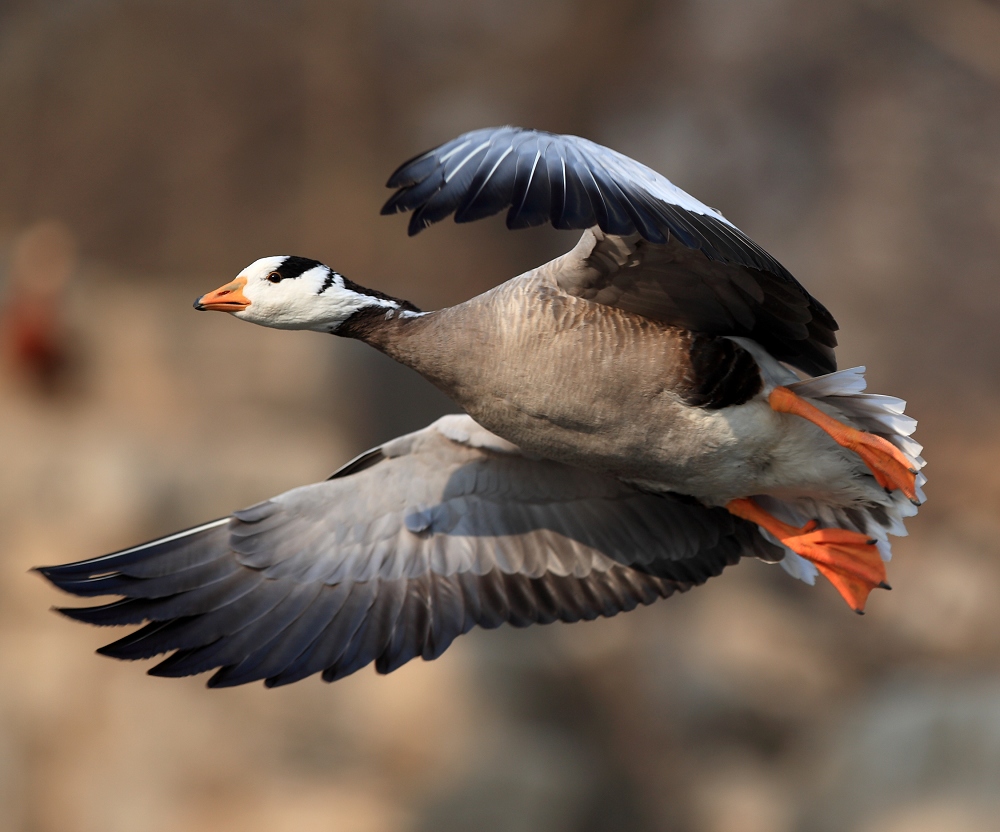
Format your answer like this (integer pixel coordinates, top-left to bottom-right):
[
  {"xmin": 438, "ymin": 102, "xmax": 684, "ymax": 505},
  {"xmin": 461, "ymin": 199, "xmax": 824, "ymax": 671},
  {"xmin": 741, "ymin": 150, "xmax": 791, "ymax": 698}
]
[{"xmin": 767, "ymin": 367, "xmax": 926, "ymax": 583}]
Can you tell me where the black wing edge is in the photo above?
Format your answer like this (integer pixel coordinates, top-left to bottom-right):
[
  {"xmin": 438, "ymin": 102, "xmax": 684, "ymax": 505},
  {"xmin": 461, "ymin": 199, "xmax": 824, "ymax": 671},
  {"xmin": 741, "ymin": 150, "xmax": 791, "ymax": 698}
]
[
  {"xmin": 326, "ymin": 447, "xmax": 386, "ymax": 480},
  {"xmin": 380, "ymin": 128, "xmax": 818, "ymax": 279}
]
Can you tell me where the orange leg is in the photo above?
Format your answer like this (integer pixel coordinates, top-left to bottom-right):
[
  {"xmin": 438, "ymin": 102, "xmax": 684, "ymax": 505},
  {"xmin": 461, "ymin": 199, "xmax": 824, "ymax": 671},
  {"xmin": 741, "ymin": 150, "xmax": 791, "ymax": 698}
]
[
  {"xmin": 769, "ymin": 386, "xmax": 919, "ymax": 504},
  {"xmin": 727, "ymin": 497, "xmax": 889, "ymax": 613}
]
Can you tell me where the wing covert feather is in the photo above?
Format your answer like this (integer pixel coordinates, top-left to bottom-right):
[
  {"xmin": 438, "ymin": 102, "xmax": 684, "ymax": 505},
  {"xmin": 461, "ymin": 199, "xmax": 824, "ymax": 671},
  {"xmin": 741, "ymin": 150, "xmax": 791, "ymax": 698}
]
[{"xmin": 552, "ymin": 229, "xmax": 837, "ymax": 375}]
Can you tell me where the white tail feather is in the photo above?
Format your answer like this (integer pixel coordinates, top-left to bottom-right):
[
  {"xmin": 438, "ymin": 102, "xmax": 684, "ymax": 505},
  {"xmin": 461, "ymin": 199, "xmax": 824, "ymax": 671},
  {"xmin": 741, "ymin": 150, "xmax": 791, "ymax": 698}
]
[{"xmin": 767, "ymin": 367, "xmax": 926, "ymax": 584}]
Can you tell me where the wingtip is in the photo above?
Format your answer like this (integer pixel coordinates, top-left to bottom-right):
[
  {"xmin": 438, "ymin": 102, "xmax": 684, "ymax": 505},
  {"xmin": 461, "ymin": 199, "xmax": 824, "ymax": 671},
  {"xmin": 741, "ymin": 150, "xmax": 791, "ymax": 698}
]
[
  {"xmin": 206, "ymin": 666, "xmax": 256, "ymax": 689},
  {"xmin": 147, "ymin": 653, "xmax": 196, "ymax": 678},
  {"xmin": 205, "ymin": 668, "xmax": 229, "ymax": 688},
  {"xmin": 34, "ymin": 564, "xmax": 62, "ymax": 581},
  {"xmin": 54, "ymin": 598, "xmax": 143, "ymax": 626},
  {"xmin": 53, "ymin": 605, "xmax": 91, "ymax": 622},
  {"xmin": 96, "ymin": 641, "xmax": 146, "ymax": 660},
  {"xmin": 33, "ymin": 563, "xmax": 81, "ymax": 585},
  {"xmin": 33, "ymin": 564, "xmax": 90, "ymax": 592}
]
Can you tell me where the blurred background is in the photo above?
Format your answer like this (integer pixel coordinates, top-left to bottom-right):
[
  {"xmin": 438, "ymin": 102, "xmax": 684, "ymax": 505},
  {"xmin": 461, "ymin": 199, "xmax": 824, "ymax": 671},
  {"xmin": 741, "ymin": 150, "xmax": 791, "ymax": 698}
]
[{"xmin": 1, "ymin": 0, "xmax": 999, "ymax": 829}]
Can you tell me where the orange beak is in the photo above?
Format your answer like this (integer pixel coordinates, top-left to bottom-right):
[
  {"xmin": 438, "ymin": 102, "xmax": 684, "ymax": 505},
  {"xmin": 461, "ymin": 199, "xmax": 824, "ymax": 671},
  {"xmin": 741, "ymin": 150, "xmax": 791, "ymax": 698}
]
[{"xmin": 194, "ymin": 277, "xmax": 250, "ymax": 312}]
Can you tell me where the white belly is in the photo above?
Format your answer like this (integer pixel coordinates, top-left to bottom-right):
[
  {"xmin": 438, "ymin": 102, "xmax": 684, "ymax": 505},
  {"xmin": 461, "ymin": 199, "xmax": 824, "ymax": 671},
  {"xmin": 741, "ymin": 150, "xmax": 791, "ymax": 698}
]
[
  {"xmin": 633, "ymin": 397, "xmax": 880, "ymax": 506},
  {"xmin": 466, "ymin": 392, "xmax": 882, "ymax": 508}
]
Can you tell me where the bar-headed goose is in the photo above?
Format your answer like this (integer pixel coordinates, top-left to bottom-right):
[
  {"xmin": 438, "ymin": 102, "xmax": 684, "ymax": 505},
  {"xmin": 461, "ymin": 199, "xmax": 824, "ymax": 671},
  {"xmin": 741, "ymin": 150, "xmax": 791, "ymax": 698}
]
[{"xmin": 39, "ymin": 127, "xmax": 924, "ymax": 688}]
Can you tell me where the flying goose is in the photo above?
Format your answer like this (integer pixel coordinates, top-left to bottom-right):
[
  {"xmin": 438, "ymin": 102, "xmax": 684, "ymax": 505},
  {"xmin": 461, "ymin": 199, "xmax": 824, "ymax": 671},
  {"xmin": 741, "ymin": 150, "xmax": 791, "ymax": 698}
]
[{"xmin": 38, "ymin": 127, "xmax": 925, "ymax": 688}]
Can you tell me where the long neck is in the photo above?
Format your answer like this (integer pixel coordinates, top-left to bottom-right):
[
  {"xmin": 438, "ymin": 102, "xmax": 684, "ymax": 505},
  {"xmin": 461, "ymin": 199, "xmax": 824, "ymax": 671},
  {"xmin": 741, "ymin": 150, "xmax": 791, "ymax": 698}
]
[{"xmin": 336, "ymin": 302, "xmax": 461, "ymax": 393}]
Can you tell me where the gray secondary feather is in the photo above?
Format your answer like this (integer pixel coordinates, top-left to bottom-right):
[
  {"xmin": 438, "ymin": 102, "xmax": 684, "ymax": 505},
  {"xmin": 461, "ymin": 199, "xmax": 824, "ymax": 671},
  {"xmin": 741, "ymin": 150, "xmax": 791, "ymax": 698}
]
[{"xmin": 40, "ymin": 416, "xmax": 775, "ymax": 687}]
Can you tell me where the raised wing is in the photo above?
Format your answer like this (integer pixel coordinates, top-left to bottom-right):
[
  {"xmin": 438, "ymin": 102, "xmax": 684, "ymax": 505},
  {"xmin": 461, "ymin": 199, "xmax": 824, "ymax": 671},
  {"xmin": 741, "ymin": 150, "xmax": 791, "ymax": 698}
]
[
  {"xmin": 555, "ymin": 229, "xmax": 838, "ymax": 376},
  {"xmin": 37, "ymin": 415, "xmax": 776, "ymax": 688},
  {"xmin": 382, "ymin": 126, "xmax": 838, "ymax": 375}
]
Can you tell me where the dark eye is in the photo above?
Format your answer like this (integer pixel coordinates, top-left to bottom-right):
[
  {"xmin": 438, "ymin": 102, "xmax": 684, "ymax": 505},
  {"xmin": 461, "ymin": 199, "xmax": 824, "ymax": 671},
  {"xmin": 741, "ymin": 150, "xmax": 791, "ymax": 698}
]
[{"xmin": 266, "ymin": 271, "xmax": 282, "ymax": 283}]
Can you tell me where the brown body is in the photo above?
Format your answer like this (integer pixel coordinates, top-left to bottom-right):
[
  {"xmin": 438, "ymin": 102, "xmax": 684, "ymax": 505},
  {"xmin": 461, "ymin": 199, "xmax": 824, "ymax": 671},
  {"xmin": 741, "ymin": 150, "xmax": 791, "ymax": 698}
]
[{"xmin": 341, "ymin": 266, "xmax": 876, "ymax": 507}]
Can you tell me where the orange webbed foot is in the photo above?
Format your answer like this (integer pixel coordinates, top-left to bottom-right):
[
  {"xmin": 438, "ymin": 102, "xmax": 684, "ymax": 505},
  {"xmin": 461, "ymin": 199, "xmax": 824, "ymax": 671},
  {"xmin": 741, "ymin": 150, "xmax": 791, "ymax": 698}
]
[
  {"xmin": 768, "ymin": 386, "xmax": 920, "ymax": 504},
  {"xmin": 783, "ymin": 526, "xmax": 888, "ymax": 613},
  {"xmin": 726, "ymin": 498, "xmax": 889, "ymax": 613},
  {"xmin": 832, "ymin": 431, "xmax": 918, "ymax": 504}
]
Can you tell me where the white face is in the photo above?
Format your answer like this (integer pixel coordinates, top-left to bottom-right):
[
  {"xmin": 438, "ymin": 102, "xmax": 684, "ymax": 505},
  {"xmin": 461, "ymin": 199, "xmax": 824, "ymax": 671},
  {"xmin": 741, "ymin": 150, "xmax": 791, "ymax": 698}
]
[{"xmin": 196, "ymin": 256, "xmax": 400, "ymax": 332}]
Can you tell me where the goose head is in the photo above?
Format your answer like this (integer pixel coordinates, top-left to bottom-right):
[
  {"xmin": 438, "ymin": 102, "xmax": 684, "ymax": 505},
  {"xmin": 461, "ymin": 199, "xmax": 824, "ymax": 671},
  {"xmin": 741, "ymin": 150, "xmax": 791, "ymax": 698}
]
[{"xmin": 195, "ymin": 256, "xmax": 411, "ymax": 333}]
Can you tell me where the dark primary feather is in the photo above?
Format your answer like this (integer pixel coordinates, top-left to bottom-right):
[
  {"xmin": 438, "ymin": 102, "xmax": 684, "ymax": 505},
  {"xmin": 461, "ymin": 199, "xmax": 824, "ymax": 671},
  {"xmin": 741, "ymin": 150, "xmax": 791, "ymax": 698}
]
[
  {"xmin": 381, "ymin": 127, "xmax": 838, "ymax": 375},
  {"xmin": 36, "ymin": 417, "xmax": 777, "ymax": 688},
  {"xmin": 385, "ymin": 127, "xmax": 788, "ymax": 274}
]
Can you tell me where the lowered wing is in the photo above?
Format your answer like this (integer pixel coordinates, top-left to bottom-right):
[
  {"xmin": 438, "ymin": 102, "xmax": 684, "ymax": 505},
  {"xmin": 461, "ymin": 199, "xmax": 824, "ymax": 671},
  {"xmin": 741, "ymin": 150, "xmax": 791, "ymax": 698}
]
[{"xmin": 38, "ymin": 415, "xmax": 776, "ymax": 688}]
